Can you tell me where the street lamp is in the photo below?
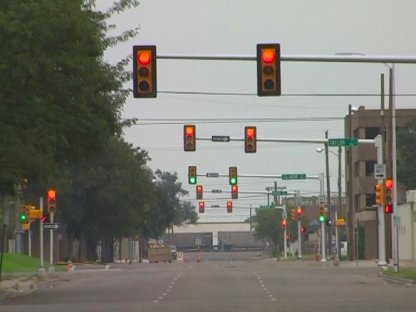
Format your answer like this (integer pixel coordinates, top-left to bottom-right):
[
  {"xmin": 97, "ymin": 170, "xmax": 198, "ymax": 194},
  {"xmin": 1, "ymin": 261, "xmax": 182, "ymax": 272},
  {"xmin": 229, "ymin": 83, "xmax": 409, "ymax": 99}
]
[{"xmin": 316, "ymin": 147, "xmax": 342, "ymax": 259}]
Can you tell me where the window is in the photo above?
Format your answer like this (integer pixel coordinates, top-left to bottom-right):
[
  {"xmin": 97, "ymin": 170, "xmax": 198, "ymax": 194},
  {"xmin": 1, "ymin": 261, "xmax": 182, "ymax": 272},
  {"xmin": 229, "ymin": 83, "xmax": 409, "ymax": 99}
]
[
  {"xmin": 365, "ymin": 127, "xmax": 381, "ymax": 139},
  {"xmin": 365, "ymin": 160, "xmax": 377, "ymax": 176}
]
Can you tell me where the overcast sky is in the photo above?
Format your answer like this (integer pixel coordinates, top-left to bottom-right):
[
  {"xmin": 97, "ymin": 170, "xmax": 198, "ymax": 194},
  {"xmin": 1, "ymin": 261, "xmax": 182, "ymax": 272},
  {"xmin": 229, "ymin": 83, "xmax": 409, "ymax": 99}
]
[{"xmin": 97, "ymin": 0, "xmax": 416, "ymax": 222}]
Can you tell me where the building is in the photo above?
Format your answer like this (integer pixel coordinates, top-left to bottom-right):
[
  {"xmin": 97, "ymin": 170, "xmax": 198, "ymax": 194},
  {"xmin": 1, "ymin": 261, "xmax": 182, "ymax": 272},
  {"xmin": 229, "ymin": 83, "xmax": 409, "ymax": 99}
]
[{"xmin": 345, "ymin": 106, "xmax": 416, "ymax": 260}]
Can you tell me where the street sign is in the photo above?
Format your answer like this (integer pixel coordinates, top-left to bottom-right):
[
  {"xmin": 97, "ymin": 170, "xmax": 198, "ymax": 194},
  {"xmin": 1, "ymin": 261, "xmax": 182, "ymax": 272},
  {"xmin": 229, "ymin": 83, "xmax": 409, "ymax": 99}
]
[
  {"xmin": 328, "ymin": 138, "xmax": 358, "ymax": 147},
  {"xmin": 212, "ymin": 136, "xmax": 230, "ymax": 142},
  {"xmin": 281, "ymin": 174, "xmax": 306, "ymax": 180},
  {"xmin": 374, "ymin": 164, "xmax": 386, "ymax": 180},
  {"xmin": 43, "ymin": 223, "xmax": 60, "ymax": 230},
  {"xmin": 260, "ymin": 204, "xmax": 275, "ymax": 209},
  {"xmin": 206, "ymin": 172, "xmax": 220, "ymax": 177},
  {"xmin": 211, "ymin": 204, "xmax": 220, "ymax": 208},
  {"xmin": 212, "ymin": 189, "xmax": 222, "ymax": 193},
  {"xmin": 272, "ymin": 190, "xmax": 288, "ymax": 196}
]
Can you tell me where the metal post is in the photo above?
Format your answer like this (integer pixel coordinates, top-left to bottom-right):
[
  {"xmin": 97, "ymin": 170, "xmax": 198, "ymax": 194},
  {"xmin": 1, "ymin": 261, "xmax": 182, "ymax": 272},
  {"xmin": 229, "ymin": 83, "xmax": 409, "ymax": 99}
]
[
  {"xmin": 0, "ymin": 212, "xmax": 9, "ymax": 281},
  {"xmin": 390, "ymin": 65, "xmax": 399, "ymax": 272},
  {"xmin": 375, "ymin": 135, "xmax": 387, "ymax": 266},
  {"xmin": 325, "ymin": 130, "xmax": 332, "ymax": 257},
  {"xmin": 348, "ymin": 104, "xmax": 356, "ymax": 261},
  {"xmin": 49, "ymin": 212, "xmax": 54, "ymax": 271},
  {"xmin": 28, "ymin": 230, "xmax": 31, "ymax": 257},
  {"xmin": 298, "ymin": 217, "xmax": 302, "ymax": 259},
  {"xmin": 39, "ymin": 197, "xmax": 44, "ymax": 271},
  {"xmin": 320, "ymin": 173, "xmax": 327, "ymax": 262},
  {"xmin": 336, "ymin": 145, "xmax": 342, "ymax": 259}
]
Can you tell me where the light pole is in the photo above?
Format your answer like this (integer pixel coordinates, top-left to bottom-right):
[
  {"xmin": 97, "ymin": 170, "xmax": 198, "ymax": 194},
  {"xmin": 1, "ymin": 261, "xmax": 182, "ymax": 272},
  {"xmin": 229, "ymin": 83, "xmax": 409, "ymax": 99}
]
[{"xmin": 316, "ymin": 147, "xmax": 342, "ymax": 259}]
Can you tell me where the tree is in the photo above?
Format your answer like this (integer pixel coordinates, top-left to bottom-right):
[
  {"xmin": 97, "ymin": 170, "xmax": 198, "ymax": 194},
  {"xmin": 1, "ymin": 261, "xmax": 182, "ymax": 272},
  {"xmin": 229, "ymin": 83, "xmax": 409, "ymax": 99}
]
[
  {"xmin": 253, "ymin": 208, "xmax": 283, "ymax": 254},
  {"xmin": 397, "ymin": 118, "xmax": 416, "ymax": 189}
]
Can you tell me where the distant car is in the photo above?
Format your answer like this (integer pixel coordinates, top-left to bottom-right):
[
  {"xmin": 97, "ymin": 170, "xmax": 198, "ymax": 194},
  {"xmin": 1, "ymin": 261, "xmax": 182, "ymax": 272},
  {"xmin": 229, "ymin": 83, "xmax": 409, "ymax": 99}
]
[{"xmin": 170, "ymin": 245, "xmax": 177, "ymax": 260}]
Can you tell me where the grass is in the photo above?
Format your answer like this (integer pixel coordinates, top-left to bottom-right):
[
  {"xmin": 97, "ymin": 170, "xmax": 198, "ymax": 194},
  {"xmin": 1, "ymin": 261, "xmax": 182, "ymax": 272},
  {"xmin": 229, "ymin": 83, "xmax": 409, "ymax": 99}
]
[
  {"xmin": 383, "ymin": 267, "xmax": 416, "ymax": 281},
  {"xmin": 1, "ymin": 253, "xmax": 66, "ymax": 273}
]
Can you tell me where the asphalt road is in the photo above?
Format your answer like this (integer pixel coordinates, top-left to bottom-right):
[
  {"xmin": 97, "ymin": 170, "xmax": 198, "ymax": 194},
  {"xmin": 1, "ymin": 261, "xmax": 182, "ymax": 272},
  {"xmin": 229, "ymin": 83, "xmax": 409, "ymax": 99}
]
[{"xmin": 1, "ymin": 251, "xmax": 415, "ymax": 312}]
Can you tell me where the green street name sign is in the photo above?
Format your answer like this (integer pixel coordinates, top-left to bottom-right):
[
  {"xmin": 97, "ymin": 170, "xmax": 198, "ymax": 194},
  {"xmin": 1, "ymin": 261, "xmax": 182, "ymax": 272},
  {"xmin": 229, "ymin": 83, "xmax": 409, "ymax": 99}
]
[
  {"xmin": 260, "ymin": 204, "xmax": 275, "ymax": 209},
  {"xmin": 328, "ymin": 138, "xmax": 358, "ymax": 147},
  {"xmin": 272, "ymin": 191, "xmax": 288, "ymax": 196},
  {"xmin": 281, "ymin": 174, "xmax": 306, "ymax": 180}
]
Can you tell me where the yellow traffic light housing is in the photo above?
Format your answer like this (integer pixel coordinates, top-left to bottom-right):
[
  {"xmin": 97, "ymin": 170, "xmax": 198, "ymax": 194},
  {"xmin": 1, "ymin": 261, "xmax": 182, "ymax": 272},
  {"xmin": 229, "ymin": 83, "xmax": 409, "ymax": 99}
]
[{"xmin": 375, "ymin": 183, "xmax": 385, "ymax": 206}]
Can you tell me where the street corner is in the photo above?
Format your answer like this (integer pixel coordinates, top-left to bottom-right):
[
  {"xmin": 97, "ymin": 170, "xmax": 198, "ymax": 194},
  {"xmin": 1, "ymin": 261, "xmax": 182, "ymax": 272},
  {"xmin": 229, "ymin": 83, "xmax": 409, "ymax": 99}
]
[{"xmin": 0, "ymin": 276, "xmax": 39, "ymax": 301}]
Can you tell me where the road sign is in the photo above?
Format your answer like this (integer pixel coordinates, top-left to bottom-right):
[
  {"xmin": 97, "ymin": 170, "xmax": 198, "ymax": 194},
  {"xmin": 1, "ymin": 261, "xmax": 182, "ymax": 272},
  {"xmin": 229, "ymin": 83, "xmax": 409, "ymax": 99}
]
[
  {"xmin": 272, "ymin": 190, "xmax": 288, "ymax": 196},
  {"xmin": 43, "ymin": 223, "xmax": 60, "ymax": 230},
  {"xmin": 260, "ymin": 204, "xmax": 275, "ymax": 209},
  {"xmin": 212, "ymin": 189, "xmax": 222, "ymax": 193},
  {"xmin": 212, "ymin": 136, "xmax": 230, "ymax": 142},
  {"xmin": 328, "ymin": 138, "xmax": 358, "ymax": 147},
  {"xmin": 211, "ymin": 204, "xmax": 220, "ymax": 208},
  {"xmin": 206, "ymin": 172, "xmax": 220, "ymax": 177},
  {"xmin": 281, "ymin": 174, "xmax": 306, "ymax": 180},
  {"xmin": 374, "ymin": 164, "xmax": 386, "ymax": 179}
]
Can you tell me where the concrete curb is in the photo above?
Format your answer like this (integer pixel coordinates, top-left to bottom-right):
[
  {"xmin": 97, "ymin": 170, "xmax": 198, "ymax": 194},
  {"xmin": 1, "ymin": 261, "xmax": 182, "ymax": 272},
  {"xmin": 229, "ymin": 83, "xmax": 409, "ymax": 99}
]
[{"xmin": 380, "ymin": 273, "xmax": 416, "ymax": 286}]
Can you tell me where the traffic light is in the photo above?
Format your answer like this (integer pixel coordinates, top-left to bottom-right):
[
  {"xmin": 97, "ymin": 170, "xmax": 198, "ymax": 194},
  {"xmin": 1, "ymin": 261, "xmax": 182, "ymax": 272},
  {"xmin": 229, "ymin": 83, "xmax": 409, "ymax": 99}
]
[
  {"xmin": 226, "ymin": 201, "xmax": 233, "ymax": 213},
  {"xmin": 229, "ymin": 166, "xmax": 238, "ymax": 185},
  {"xmin": 184, "ymin": 125, "xmax": 196, "ymax": 151},
  {"xmin": 19, "ymin": 206, "xmax": 29, "ymax": 224},
  {"xmin": 231, "ymin": 185, "xmax": 238, "ymax": 199},
  {"xmin": 47, "ymin": 188, "xmax": 57, "ymax": 214},
  {"xmin": 297, "ymin": 207, "xmax": 303, "ymax": 219},
  {"xmin": 28, "ymin": 205, "xmax": 42, "ymax": 220},
  {"xmin": 319, "ymin": 206, "xmax": 326, "ymax": 222},
  {"xmin": 291, "ymin": 208, "xmax": 296, "ymax": 221},
  {"xmin": 256, "ymin": 43, "xmax": 281, "ymax": 96},
  {"xmin": 133, "ymin": 45, "xmax": 157, "ymax": 98},
  {"xmin": 281, "ymin": 218, "xmax": 287, "ymax": 229},
  {"xmin": 196, "ymin": 185, "xmax": 203, "ymax": 200},
  {"xmin": 301, "ymin": 226, "xmax": 307, "ymax": 233},
  {"xmin": 385, "ymin": 179, "xmax": 394, "ymax": 214},
  {"xmin": 188, "ymin": 166, "xmax": 197, "ymax": 184},
  {"xmin": 244, "ymin": 126, "xmax": 257, "ymax": 153},
  {"xmin": 326, "ymin": 219, "xmax": 333, "ymax": 226},
  {"xmin": 375, "ymin": 182, "xmax": 385, "ymax": 206},
  {"xmin": 199, "ymin": 201, "xmax": 205, "ymax": 213}
]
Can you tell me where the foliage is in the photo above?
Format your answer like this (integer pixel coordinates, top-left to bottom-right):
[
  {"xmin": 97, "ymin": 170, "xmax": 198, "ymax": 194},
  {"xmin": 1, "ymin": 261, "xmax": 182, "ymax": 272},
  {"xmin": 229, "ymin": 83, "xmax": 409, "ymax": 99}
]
[
  {"xmin": 253, "ymin": 208, "xmax": 282, "ymax": 248},
  {"xmin": 397, "ymin": 118, "xmax": 416, "ymax": 189}
]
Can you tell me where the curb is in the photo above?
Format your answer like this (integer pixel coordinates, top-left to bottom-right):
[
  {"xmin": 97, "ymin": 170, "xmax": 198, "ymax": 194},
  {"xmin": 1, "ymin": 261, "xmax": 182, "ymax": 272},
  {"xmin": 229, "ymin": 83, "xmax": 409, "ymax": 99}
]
[{"xmin": 380, "ymin": 273, "xmax": 416, "ymax": 286}]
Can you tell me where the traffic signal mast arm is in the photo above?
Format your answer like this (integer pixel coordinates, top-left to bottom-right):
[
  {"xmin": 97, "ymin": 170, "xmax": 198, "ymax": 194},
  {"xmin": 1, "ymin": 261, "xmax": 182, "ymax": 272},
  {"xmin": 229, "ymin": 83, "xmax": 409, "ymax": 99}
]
[{"xmin": 200, "ymin": 136, "xmax": 376, "ymax": 145}]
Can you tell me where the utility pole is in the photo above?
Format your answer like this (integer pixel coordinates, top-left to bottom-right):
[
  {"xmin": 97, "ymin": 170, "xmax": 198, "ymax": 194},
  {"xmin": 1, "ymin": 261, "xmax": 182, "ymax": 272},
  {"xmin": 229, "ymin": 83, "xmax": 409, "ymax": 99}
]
[{"xmin": 325, "ymin": 130, "xmax": 332, "ymax": 257}]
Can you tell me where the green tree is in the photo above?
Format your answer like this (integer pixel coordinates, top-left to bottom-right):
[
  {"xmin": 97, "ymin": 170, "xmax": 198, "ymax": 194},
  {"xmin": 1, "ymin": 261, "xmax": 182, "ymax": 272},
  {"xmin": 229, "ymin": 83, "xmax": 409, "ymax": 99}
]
[
  {"xmin": 397, "ymin": 119, "xmax": 416, "ymax": 189},
  {"xmin": 253, "ymin": 208, "xmax": 283, "ymax": 253}
]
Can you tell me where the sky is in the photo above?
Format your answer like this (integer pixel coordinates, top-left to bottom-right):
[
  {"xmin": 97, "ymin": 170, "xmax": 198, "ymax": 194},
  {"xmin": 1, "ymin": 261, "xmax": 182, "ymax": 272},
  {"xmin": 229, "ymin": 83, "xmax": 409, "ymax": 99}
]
[{"xmin": 97, "ymin": 0, "xmax": 416, "ymax": 222}]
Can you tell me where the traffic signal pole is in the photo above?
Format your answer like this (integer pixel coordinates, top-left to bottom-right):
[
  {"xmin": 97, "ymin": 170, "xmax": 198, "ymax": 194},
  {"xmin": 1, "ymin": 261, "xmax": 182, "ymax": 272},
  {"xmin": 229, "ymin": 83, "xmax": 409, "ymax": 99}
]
[{"xmin": 375, "ymin": 135, "xmax": 387, "ymax": 266}]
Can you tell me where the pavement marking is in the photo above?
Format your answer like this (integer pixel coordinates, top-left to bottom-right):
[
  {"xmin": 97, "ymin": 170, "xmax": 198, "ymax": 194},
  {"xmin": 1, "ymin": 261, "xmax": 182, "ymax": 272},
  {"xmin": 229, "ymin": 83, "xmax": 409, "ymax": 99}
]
[
  {"xmin": 255, "ymin": 273, "xmax": 277, "ymax": 302},
  {"xmin": 153, "ymin": 273, "xmax": 183, "ymax": 304}
]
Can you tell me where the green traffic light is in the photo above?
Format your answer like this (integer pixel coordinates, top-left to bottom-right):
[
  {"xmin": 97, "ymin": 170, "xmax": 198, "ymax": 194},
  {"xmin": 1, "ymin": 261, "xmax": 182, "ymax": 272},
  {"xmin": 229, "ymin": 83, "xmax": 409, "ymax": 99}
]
[
  {"xmin": 230, "ymin": 177, "xmax": 237, "ymax": 185},
  {"xmin": 19, "ymin": 213, "xmax": 28, "ymax": 223},
  {"xmin": 319, "ymin": 215, "xmax": 326, "ymax": 222},
  {"xmin": 189, "ymin": 176, "xmax": 196, "ymax": 184}
]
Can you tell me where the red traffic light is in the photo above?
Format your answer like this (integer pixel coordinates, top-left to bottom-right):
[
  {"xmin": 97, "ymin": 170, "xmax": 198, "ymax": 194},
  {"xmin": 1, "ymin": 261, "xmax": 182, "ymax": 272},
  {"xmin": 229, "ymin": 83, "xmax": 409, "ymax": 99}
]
[
  {"xmin": 281, "ymin": 219, "xmax": 287, "ymax": 228},
  {"xmin": 297, "ymin": 207, "xmax": 303, "ymax": 216},
  {"xmin": 199, "ymin": 201, "xmax": 205, "ymax": 213},
  {"xmin": 256, "ymin": 43, "xmax": 281, "ymax": 96},
  {"xmin": 385, "ymin": 179, "xmax": 393, "ymax": 189},
  {"xmin": 184, "ymin": 125, "xmax": 196, "ymax": 151},
  {"xmin": 262, "ymin": 49, "xmax": 276, "ymax": 63},
  {"xmin": 244, "ymin": 126, "xmax": 257, "ymax": 153},
  {"xmin": 196, "ymin": 185, "xmax": 203, "ymax": 200},
  {"xmin": 227, "ymin": 201, "xmax": 233, "ymax": 213},
  {"xmin": 133, "ymin": 45, "xmax": 157, "ymax": 98},
  {"xmin": 385, "ymin": 204, "xmax": 393, "ymax": 214},
  {"xmin": 47, "ymin": 188, "xmax": 57, "ymax": 214},
  {"xmin": 301, "ymin": 226, "xmax": 307, "ymax": 233},
  {"xmin": 231, "ymin": 185, "xmax": 238, "ymax": 199}
]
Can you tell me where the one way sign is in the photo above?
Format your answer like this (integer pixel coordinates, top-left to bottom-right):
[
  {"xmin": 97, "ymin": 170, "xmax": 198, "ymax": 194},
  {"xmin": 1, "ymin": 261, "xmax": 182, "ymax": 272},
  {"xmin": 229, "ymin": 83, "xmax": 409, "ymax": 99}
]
[{"xmin": 374, "ymin": 164, "xmax": 386, "ymax": 180}]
